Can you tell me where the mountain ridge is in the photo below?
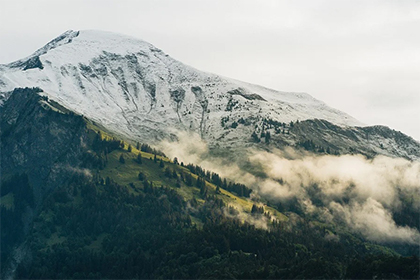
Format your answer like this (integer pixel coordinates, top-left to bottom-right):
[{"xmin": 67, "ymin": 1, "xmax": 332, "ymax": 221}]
[
  {"xmin": 0, "ymin": 31, "xmax": 359, "ymax": 128},
  {"xmin": 0, "ymin": 30, "xmax": 419, "ymax": 161}
]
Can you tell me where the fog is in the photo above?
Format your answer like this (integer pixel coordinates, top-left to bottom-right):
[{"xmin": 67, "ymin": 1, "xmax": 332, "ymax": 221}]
[{"xmin": 159, "ymin": 132, "xmax": 420, "ymax": 244}]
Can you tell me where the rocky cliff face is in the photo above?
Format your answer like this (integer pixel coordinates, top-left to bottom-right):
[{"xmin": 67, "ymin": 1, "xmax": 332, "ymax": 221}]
[{"xmin": 254, "ymin": 118, "xmax": 420, "ymax": 161}]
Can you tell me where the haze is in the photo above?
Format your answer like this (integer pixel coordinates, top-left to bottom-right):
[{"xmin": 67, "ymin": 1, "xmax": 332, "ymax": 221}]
[{"xmin": 1, "ymin": 0, "xmax": 419, "ymax": 140}]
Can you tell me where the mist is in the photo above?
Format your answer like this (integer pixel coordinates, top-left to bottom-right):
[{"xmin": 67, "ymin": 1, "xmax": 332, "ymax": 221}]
[{"xmin": 158, "ymin": 132, "xmax": 420, "ymax": 244}]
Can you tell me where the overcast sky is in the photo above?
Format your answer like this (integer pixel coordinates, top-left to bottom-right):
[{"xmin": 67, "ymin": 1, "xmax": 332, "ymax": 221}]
[{"xmin": 1, "ymin": 0, "xmax": 419, "ymax": 140}]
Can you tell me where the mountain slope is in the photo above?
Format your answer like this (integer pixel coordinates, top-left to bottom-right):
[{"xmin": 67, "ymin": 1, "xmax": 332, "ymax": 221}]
[
  {"xmin": 2, "ymin": 89, "xmax": 418, "ymax": 279},
  {"xmin": 0, "ymin": 30, "xmax": 364, "ymax": 146}
]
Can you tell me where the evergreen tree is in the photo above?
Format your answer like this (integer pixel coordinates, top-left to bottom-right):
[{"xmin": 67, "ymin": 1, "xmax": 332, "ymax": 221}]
[
  {"xmin": 200, "ymin": 184, "xmax": 208, "ymax": 198},
  {"xmin": 251, "ymin": 204, "xmax": 264, "ymax": 214},
  {"xmin": 164, "ymin": 167, "xmax": 171, "ymax": 177},
  {"xmin": 175, "ymin": 178, "xmax": 181, "ymax": 188},
  {"xmin": 159, "ymin": 159, "xmax": 164, "ymax": 168},
  {"xmin": 196, "ymin": 177, "xmax": 205, "ymax": 189},
  {"xmin": 265, "ymin": 131, "xmax": 271, "ymax": 144},
  {"xmin": 136, "ymin": 153, "xmax": 142, "ymax": 164},
  {"xmin": 138, "ymin": 172, "xmax": 145, "ymax": 181},
  {"xmin": 128, "ymin": 145, "xmax": 132, "ymax": 152},
  {"xmin": 119, "ymin": 154, "xmax": 125, "ymax": 164},
  {"xmin": 142, "ymin": 179, "xmax": 150, "ymax": 190},
  {"xmin": 251, "ymin": 131, "xmax": 260, "ymax": 143},
  {"xmin": 185, "ymin": 173, "xmax": 193, "ymax": 186},
  {"xmin": 136, "ymin": 142, "xmax": 140, "ymax": 150}
]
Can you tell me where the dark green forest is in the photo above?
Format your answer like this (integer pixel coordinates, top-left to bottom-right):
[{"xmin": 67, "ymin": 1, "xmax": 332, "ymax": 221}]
[
  {"xmin": 4, "ymin": 136, "xmax": 419, "ymax": 279},
  {"xmin": 9, "ymin": 171, "xmax": 420, "ymax": 279}
]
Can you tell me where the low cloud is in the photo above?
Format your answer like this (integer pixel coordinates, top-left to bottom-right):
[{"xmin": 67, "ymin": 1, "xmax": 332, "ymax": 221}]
[
  {"xmin": 330, "ymin": 198, "xmax": 420, "ymax": 244},
  {"xmin": 223, "ymin": 204, "xmax": 274, "ymax": 231},
  {"xmin": 158, "ymin": 132, "xmax": 420, "ymax": 244},
  {"xmin": 64, "ymin": 165, "xmax": 92, "ymax": 178}
]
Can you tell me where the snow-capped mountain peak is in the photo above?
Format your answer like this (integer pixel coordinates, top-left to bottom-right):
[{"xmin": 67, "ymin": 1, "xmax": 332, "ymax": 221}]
[{"xmin": 1, "ymin": 30, "xmax": 365, "ymax": 147}]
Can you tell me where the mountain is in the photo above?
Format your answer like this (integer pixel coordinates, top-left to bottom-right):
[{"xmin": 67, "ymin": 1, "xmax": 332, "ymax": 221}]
[
  {"xmin": 3, "ymin": 30, "xmax": 417, "ymax": 161},
  {"xmin": 1, "ymin": 88, "xmax": 418, "ymax": 279},
  {"xmin": 1, "ymin": 30, "xmax": 420, "ymax": 279}
]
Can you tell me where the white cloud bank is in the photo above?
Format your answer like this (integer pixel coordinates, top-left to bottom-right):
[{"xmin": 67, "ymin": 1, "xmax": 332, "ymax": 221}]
[{"xmin": 159, "ymin": 132, "xmax": 420, "ymax": 244}]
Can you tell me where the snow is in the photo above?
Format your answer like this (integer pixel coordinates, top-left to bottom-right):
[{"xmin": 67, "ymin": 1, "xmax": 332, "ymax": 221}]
[{"xmin": 0, "ymin": 30, "xmax": 366, "ymax": 146}]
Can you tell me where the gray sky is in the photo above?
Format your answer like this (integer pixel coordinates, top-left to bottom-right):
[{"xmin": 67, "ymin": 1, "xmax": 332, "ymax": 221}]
[{"xmin": 1, "ymin": 0, "xmax": 419, "ymax": 140}]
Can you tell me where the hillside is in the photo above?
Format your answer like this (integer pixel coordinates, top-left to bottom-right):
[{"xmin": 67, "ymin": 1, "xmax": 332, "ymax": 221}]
[{"xmin": 2, "ymin": 89, "xmax": 419, "ymax": 279}]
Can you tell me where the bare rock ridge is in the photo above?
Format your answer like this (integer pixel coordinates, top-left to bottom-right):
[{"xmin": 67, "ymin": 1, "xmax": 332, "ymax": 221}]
[{"xmin": 0, "ymin": 30, "xmax": 419, "ymax": 160}]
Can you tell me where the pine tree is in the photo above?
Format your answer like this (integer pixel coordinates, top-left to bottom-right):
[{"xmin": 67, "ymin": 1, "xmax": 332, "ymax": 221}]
[
  {"xmin": 128, "ymin": 145, "xmax": 132, "ymax": 152},
  {"xmin": 185, "ymin": 173, "xmax": 193, "ymax": 186},
  {"xmin": 200, "ymin": 184, "xmax": 208, "ymax": 198},
  {"xmin": 265, "ymin": 131, "xmax": 271, "ymax": 144},
  {"xmin": 164, "ymin": 167, "xmax": 171, "ymax": 177},
  {"xmin": 196, "ymin": 177, "xmax": 204, "ymax": 188},
  {"xmin": 251, "ymin": 204, "xmax": 264, "ymax": 214},
  {"xmin": 175, "ymin": 178, "xmax": 181, "ymax": 188},
  {"xmin": 136, "ymin": 142, "xmax": 140, "ymax": 150},
  {"xmin": 251, "ymin": 131, "xmax": 260, "ymax": 143},
  {"xmin": 119, "ymin": 154, "xmax": 125, "ymax": 164},
  {"xmin": 137, "ymin": 153, "xmax": 142, "ymax": 164},
  {"xmin": 138, "ymin": 172, "xmax": 145, "ymax": 181},
  {"xmin": 251, "ymin": 204, "xmax": 257, "ymax": 214},
  {"xmin": 159, "ymin": 159, "xmax": 164, "ymax": 168}
]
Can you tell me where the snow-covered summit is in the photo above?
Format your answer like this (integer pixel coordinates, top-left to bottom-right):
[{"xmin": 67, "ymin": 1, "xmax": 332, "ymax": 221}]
[
  {"xmin": 0, "ymin": 29, "xmax": 362, "ymax": 146},
  {"xmin": 7, "ymin": 30, "xmax": 166, "ymax": 67}
]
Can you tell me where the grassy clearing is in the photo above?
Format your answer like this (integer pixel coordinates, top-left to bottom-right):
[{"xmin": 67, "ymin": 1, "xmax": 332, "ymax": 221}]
[
  {"xmin": 98, "ymin": 146, "xmax": 288, "ymax": 223},
  {"xmin": 0, "ymin": 192, "xmax": 14, "ymax": 210},
  {"xmin": 86, "ymin": 233, "xmax": 108, "ymax": 251},
  {"xmin": 46, "ymin": 232, "xmax": 67, "ymax": 248},
  {"xmin": 86, "ymin": 122, "xmax": 288, "ymax": 224}
]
